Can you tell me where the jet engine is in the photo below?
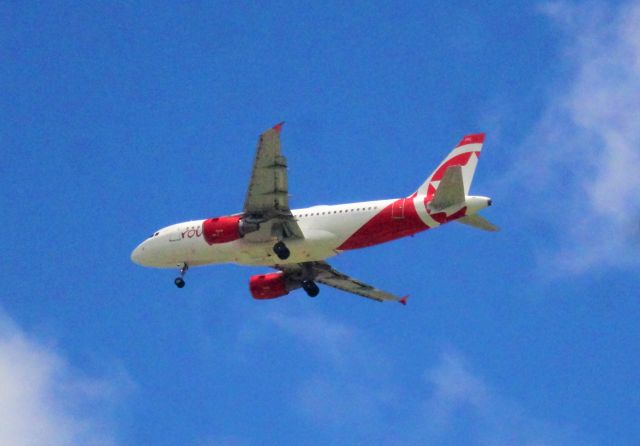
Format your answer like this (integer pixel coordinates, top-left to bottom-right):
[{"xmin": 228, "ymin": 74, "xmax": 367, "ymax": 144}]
[
  {"xmin": 249, "ymin": 272, "xmax": 291, "ymax": 299},
  {"xmin": 202, "ymin": 216, "xmax": 260, "ymax": 245}
]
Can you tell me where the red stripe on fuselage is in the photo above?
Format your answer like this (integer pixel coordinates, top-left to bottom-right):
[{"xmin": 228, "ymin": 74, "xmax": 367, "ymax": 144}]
[{"xmin": 337, "ymin": 198, "xmax": 428, "ymax": 250}]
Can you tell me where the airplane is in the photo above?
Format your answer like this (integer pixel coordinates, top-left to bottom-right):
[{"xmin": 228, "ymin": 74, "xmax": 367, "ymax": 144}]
[{"xmin": 131, "ymin": 123, "xmax": 497, "ymax": 304}]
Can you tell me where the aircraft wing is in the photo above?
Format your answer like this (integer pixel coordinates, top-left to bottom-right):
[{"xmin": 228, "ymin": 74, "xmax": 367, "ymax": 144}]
[
  {"xmin": 276, "ymin": 261, "xmax": 407, "ymax": 304},
  {"xmin": 243, "ymin": 123, "xmax": 303, "ymax": 239}
]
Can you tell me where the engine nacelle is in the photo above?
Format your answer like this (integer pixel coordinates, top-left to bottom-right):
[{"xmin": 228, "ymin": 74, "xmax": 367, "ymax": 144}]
[
  {"xmin": 202, "ymin": 216, "xmax": 260, "ymax": 245},
  {"xmin": 249, "ymin": 272, "xmax": 290, "ymax": 300},
  {"xmin": 202, "ymin": 216, "xmax": 242, "ymax": 245}
]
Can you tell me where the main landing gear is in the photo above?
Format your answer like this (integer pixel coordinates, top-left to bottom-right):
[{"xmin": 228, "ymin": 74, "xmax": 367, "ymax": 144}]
[
  {"xmin": 302, "ymin": 280, "xmax": 319, "ymax": 298},
  {"xmin": 174, "ymin": 263, "xmax": 188, "ymax": 288},
  {"xmin": 273, "ymin": 241, "xmax": 290, "ymax": 260}
]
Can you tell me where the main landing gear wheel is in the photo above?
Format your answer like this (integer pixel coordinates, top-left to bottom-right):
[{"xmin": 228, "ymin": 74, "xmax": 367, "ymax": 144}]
[
  {"xmin": 302, "ymin": 280, "xmax": 320, "ymax": 298},
  {"xmin": 273, "ymin": 241, "xmax": 290, "ymax": 260},
  {"xmin": 174, "ymin": 263, "xmax": 189, "ymax": 288}
]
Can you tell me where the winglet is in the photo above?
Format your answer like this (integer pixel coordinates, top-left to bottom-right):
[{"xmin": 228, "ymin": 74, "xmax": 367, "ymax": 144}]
[
  {"xmin": 399, "ymin": 295, "xmax": 409, "ymax": 306},
  {"xmin": 272, "ymin": 121, "xmax": 285, "ymax": 134}
]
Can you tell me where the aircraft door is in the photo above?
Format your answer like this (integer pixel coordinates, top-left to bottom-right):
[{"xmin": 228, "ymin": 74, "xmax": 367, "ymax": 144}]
[{"xmin": 392, "ymin": 199, "xmax": 405, "ymax": 219}]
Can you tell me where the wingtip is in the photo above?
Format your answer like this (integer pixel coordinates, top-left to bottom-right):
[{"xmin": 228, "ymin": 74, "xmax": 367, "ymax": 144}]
[
  {"xmin": 456, "ymin": 133, "xmax": 485, "ymax": 148},
  {"xmin": 399, "ymin": 296, "xmax": 409, "ymax": 306},
  {"xmin": 272, "ymin": 121, "xmax": 285, "ymax": 134}
]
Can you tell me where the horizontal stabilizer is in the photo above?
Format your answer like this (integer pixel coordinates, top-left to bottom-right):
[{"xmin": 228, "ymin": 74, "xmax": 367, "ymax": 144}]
[
  {"xmin": 457, "ymin": 214, "xmax": 499, "ymax": 232},
  {"xmin": 429, "ymin": 166, "xmax": 465, "ymax": 210}
]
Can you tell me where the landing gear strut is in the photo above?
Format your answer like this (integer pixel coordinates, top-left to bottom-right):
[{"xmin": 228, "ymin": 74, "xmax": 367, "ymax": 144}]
[
  {"xmin": 302, "ymin": 280, "xmax": 319, "ymax": 298},
  {"xmin": 174, "ymin": 263, "xmax": 188, "ymax": 288},
  {"xmin": 273, "ymin": 241, "xmax": 290, "ymax": 260}
]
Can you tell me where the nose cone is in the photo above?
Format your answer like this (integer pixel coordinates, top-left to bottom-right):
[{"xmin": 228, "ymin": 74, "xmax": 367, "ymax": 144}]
[{"xmin": 131, "ymin": 243, "xmax": 145, "ymax": 265}]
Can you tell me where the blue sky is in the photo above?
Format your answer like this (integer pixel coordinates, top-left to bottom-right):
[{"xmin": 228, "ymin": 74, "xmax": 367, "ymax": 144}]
[{"xmin": 2, "ymin": 1, "xmax": 639, "ymax": 445}]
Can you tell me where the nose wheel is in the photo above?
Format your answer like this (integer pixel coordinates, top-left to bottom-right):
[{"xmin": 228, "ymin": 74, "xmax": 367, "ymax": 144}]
[
  {"xmin": 273, "ymin": 241, "xmax": 290, "ymax": 260},
  {"xmin": 302, "ymin": 280, "xmax": 319, "ymax": 298},
  {"xmin": 174, "ymin": 263, "xmax": 189, "ymax": 288}
]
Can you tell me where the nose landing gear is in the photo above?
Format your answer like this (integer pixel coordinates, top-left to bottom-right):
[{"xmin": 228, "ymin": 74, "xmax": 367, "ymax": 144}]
[{"xmin": 174, "ymin": 263, "xmax": 189, "ymax": 288}]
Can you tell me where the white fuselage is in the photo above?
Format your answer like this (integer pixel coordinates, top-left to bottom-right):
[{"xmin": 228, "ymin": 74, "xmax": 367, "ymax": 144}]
[
  {"xmin": 130, "ymin": 195, "xmax": 490, "ymax": 269},
  {"xmin": 131, "ymin": 199, "xmax": 391, "ymax": 268}
]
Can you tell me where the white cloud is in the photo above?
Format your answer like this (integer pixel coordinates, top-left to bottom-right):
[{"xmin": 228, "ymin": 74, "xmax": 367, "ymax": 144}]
[
  {"xmin": 264, "ymin": 311, "xmax": 396, "ymax": 425},
  {"xmin": 418, "ymin": 350, "xmax": 589, "ymax": 446},
  {"xmin": 0, "ymin": 312, "xmax": 130, "ymax": 446},
  {"xmin": 514, "ymin": 0, "xmax": 640, "ymax": 273},
  {"xmin": 423, "ymin": 351, "xmax": 489, "ymax": 431},
  {"xmin": 265, "ymin": 311, "xmax": 358, "ymax": 364},
  {"xmin": 261, "ymin": 311, "xmax": 590, "ymax": 444}
]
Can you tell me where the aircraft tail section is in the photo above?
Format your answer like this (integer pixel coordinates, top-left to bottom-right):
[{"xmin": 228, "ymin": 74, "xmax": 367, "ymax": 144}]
[
  {"xmin": 415, "ymin": 133, "xmax": 484, "ymax": 198},
  {"xmin": 429, "ymin": 165, "xmax": 465, "ymax": 210},
  {"xmin": 413, "ymin": 133, "xmax": 497, "ymax": 231}
]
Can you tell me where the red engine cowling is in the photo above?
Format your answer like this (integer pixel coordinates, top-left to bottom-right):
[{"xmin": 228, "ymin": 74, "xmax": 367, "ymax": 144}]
[
  {"xmin": 249, "ymin": 272, "xmax": 290, "ymax": 300},
  {"xmin": 202, "ymin": 216, "xmax": 242, "ymax": 245}
]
